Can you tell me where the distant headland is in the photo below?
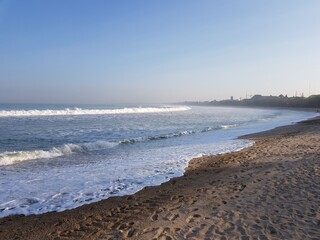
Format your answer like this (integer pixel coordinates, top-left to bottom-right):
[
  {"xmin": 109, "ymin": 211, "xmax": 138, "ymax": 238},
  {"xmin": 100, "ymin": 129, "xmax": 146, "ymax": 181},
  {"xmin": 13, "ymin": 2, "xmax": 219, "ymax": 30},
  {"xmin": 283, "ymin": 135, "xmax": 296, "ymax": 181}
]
[{"xmin": 184, "ymin": 94, "xmax": 320, "ymax": 109}]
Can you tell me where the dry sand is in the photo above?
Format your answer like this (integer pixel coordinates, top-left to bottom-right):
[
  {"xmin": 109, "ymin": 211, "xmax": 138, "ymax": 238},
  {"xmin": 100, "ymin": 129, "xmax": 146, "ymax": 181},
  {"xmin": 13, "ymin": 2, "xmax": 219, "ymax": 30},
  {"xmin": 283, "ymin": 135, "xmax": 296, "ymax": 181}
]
[{"xmin": 1, "ymin": 117, "xmax": 320, "ymax": 240}]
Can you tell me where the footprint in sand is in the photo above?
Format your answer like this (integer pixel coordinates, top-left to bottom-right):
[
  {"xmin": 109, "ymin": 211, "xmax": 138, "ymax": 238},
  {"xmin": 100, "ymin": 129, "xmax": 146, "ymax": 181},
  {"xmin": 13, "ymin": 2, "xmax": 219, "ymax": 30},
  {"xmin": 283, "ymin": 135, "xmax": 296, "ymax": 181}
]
[
  {"xmin": 152, "ymin": 227, "xmax": 174, "ymax": 240},
  {"xmin": 124, "ymin": 228, "xmax": 135, "ymax": 238},
  {"xmin": 186, "ymin": 214, "xmax": 202, "ymax": 223},
  {"xmin": 168, "ymin": 213, "xmax": 179, "ymax": 221},
  {"xmin": 150, "ymin": 213, "xmax": 158, "ymax": 221}
]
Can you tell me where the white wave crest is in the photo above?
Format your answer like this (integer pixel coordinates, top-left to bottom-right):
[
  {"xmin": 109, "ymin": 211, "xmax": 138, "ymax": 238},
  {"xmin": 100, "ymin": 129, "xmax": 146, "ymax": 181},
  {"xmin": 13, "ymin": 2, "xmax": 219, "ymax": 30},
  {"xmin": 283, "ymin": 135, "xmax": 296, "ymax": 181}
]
[
  {"xmin": 0, "ymin": 141, "xmax": 118, "ymax": 166},
  {"xmin": 0, "ymin": 106, "xmax": 191, "ymax": 117},
  {"xmin": 0, "ymin": 123, "xmax": 235, "ymax": 166},
  {"xmin": 221, "ymin": 124, "xmax": 237, "ymax": 129}
]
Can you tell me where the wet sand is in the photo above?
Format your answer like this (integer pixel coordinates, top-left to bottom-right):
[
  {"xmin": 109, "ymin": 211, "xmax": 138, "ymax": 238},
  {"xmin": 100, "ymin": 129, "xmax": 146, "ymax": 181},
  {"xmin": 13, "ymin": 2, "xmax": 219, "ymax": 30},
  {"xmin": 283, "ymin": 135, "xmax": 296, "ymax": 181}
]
[{"xmin": 1, "ymin": 117, "xmax": 320, "ymax": 239}]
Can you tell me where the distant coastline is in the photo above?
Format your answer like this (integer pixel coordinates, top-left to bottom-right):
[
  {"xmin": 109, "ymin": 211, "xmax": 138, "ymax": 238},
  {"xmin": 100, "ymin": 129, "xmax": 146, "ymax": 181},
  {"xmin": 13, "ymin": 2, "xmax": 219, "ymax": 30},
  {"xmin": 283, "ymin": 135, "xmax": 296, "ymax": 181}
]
[{"xmin": 184, "ymin": 94, "xmax": 320, "ymax": 110}]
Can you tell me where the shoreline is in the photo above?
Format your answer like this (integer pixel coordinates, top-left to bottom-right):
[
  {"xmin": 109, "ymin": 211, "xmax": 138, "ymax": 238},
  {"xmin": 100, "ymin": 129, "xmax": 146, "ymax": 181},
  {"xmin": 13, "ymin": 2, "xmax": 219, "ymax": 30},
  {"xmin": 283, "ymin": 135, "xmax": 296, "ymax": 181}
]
[{"xmin": 1, "ymin": 115, "xmax": 320, "ymax": 239}]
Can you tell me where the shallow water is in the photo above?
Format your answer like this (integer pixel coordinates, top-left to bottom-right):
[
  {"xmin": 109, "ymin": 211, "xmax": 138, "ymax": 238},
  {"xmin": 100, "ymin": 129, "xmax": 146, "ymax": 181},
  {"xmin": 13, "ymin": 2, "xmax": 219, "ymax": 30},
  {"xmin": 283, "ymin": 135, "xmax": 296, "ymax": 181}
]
[{"xmin": 0, "ymin": 104, "xmax": 316, "ymax": 217}]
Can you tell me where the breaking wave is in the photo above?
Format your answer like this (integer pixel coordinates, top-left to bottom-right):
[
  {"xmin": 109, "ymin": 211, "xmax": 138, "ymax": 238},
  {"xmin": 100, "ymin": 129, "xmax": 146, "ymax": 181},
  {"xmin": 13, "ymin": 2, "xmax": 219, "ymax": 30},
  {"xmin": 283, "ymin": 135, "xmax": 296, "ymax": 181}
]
[
  {"xmin": 0, "ymin": 124, "xmax": 236, "ymax": 166},
  {"xmin": 0, "ymin": 106, "xmax": 191, "ymax": 117},
  {"xmin": 0, "ymin": 141, "xmax": 119, "ymax": 166}
]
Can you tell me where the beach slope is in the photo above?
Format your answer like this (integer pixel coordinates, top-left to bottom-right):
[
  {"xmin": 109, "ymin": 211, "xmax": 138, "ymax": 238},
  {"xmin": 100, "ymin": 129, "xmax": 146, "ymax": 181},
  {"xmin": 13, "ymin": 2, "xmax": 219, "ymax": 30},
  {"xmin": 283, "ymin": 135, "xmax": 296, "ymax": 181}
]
[{"xmin": 1, "ymin": 117, "xmax": 320, "ymax": 239}]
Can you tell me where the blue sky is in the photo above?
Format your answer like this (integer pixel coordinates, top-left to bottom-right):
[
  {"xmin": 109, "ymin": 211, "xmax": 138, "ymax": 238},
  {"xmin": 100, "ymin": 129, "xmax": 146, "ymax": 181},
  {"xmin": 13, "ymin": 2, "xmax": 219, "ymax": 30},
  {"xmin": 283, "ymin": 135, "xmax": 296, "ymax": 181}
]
[{"xmin": 0, "ymin": 0, "xmax": 319, "ymax": 104}]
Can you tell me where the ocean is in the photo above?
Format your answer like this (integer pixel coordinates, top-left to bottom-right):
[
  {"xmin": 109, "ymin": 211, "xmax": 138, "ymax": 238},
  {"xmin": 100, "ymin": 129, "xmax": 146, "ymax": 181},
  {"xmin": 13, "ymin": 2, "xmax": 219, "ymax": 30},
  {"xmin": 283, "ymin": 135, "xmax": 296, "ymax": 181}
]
[{"xmin": 0, "ymin": 104, "xmax": 316, "ymax": 218}]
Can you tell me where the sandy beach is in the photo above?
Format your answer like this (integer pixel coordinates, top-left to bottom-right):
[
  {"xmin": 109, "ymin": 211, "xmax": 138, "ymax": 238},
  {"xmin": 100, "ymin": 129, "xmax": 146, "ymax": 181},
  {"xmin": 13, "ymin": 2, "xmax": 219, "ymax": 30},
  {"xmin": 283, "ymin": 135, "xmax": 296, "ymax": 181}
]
[{"xmin": 1, "ymin": 116, "xmax": 320, "ymax": 240}]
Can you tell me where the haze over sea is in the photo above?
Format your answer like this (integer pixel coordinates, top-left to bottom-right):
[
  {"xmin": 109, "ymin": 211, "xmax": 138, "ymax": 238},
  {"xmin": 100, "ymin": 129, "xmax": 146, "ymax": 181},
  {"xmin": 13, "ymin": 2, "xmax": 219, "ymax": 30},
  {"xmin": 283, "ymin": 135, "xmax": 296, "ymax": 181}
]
[{"xmin": 0, "ymin": 104, "xmax": 316, "ymax": 217}]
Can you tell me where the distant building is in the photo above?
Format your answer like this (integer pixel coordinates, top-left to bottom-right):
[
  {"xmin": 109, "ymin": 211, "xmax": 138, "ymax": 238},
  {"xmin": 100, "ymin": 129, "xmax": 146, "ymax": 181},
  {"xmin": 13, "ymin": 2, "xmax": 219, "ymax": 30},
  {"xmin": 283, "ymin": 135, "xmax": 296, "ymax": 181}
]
[
  {"xmin": 251, "ymin": 95, "xmax": 263, "ymax": 101},
  {"xmin": 230, "ymin": 96, "xmax": 234, "ymax": 101},
  {"xmin": 251, "ymin": 95, "xmax": 279, "ymax": 101}
]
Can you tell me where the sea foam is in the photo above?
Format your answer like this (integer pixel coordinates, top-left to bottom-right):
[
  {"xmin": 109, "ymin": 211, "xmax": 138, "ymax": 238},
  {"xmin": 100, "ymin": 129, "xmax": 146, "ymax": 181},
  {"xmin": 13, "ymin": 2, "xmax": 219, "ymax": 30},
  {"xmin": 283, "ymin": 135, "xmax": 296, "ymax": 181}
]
[
  {"xmin": 0, "ymin": 105, "xmax": 316, "ymax": 218},
  {"xmin": 0, "ymin": 141, "xmax": 119, "ymax": 166},
  {"xmin": 0, "ymin": 106, "xmax": 191, "ymax": 117},
  {"xmin": 0, "ymin": 124, "xmax": 237, "ymax": 166}
]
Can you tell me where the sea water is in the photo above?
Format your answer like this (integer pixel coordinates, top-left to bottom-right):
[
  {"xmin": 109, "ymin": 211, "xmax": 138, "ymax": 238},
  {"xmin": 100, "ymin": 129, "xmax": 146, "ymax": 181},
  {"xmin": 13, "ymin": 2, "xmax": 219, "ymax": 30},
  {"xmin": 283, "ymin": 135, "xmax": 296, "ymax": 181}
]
[{"xmin": 0, "ymin": 104, "xmax": 316, "ymax": 217}]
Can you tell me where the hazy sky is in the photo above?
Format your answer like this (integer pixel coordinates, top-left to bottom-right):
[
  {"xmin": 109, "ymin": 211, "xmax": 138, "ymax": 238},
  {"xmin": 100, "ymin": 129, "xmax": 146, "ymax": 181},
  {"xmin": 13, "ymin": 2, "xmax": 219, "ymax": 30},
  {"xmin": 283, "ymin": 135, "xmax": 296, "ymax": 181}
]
[{"xmin": 0, "ymin": 0, "xmax": 320, "ymax": 104}]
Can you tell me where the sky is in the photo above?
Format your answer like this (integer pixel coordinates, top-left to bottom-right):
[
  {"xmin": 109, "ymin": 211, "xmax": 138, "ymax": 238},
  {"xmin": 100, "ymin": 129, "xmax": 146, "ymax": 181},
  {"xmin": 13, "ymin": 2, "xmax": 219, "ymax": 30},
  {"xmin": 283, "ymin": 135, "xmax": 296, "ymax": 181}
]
[{"xmin": 0, "ymin": 0, "xmax": 320, "ymax": 104}]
